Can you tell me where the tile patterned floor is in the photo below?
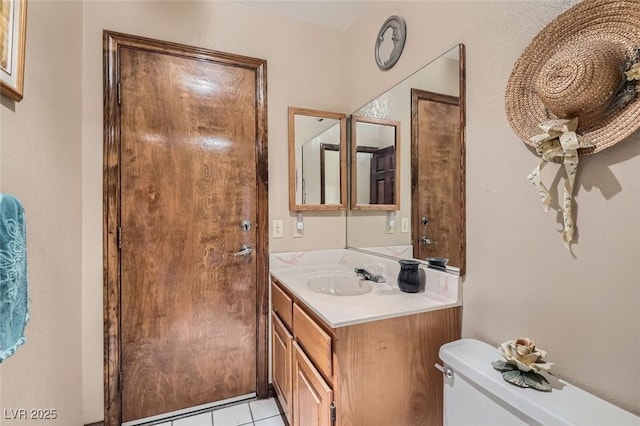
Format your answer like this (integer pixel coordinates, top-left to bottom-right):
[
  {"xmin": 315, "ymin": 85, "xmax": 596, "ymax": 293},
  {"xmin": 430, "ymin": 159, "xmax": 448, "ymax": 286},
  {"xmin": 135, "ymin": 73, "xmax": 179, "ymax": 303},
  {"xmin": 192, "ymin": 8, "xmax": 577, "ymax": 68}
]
[{"xmin": 154, "ymin": 398, "xmax": 285, "ymax": 426}]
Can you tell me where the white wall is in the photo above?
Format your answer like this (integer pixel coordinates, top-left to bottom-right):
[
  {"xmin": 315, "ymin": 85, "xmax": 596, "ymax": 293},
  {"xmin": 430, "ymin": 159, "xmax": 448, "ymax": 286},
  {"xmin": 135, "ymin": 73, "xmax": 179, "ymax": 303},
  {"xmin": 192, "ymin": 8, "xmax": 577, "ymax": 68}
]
[
  {"xmin": 0, "ymin": 1, "xmax": 83, "ymax": 424},
  {"xmin": 346, "ymin": 0, "xmax": 639, "ymax": 415}
]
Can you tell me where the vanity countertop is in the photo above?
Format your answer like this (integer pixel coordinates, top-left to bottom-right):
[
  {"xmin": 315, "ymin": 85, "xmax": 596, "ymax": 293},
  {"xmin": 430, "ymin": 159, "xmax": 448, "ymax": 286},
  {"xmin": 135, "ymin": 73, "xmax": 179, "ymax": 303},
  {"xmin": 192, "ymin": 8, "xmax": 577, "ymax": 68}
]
[{"xmin": 270, "ymin": 249, "xmax": 461, "ymax": 328}]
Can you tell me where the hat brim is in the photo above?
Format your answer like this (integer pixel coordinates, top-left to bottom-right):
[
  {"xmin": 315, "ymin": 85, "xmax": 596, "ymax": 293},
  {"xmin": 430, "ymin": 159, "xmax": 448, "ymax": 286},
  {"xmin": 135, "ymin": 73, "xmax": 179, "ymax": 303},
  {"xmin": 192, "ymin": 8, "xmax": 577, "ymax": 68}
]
[{"xmin": 505, "ymin": 0, "xmax": 640, "ymax": 154}]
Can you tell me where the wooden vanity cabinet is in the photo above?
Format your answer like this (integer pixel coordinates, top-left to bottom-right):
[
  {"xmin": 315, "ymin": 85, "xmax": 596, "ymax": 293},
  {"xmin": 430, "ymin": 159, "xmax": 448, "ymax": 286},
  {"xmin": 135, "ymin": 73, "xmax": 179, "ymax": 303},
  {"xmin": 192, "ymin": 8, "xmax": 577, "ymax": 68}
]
[
  {"xmin": 272, "ymin": 312, "xmax": 293, "ymax": 421},
  {"xmin": 292, "ymin": 341, "xmax": 334, "ymax": 426},
  {"xmin": 271, "ymin": 276, "xmax": 461, "ymax": 426}
]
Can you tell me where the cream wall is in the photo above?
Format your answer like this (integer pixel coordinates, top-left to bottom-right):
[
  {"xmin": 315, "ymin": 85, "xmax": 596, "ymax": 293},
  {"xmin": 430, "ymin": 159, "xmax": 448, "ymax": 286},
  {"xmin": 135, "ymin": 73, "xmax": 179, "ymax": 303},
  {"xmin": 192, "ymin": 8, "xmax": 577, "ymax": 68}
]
[
  {"xmin": 346, "ymin": 0, "xmax": 639, "ymax": 415},
  {"xmin": 3, "ymin": 1, "xmax": 638, "ymax": 424},
  {"xmin": 0, "ymin": 1, "xmax": 83, "ymax": 425}
]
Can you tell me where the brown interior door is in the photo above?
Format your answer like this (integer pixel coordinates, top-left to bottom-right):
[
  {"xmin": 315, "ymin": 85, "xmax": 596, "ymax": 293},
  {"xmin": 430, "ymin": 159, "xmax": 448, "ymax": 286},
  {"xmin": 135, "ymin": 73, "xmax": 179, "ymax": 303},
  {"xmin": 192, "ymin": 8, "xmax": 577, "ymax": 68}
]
[
  {"xmin": 105, "ymin": 32, "xmax": 267, "ymax": 424},
  {"xmin": 369, "ymin": 146, "xmax": 395, "ymax": 204},
  {"xmin": 412, "ymin": 89, "xmax": 461, "ymax": 265}
]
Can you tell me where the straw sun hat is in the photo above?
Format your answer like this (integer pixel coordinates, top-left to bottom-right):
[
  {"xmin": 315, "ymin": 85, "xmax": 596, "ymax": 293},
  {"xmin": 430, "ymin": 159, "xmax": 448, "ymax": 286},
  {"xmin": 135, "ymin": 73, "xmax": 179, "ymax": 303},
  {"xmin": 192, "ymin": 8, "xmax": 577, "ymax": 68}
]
[
  {"xmin": 505, "ymin": 0, "xmax": 640, "ymax": 247},
  {"xmin": 505, "ymin": 0, "xmax": 640, "ymax": 154}
]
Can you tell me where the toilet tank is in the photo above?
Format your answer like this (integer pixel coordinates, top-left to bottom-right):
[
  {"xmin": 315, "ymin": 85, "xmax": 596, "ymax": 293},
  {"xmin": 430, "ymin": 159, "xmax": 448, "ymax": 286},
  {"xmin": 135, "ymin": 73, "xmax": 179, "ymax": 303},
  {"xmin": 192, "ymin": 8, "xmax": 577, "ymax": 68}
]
[{"xmin": 439, "ymin": 339, "xmax": 640, "ymax": 426}]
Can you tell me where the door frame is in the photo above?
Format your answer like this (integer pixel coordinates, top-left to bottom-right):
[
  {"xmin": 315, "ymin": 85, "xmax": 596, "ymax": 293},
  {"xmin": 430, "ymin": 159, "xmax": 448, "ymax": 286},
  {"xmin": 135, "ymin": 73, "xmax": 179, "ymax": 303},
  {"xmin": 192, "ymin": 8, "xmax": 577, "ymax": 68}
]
[{"xmin": 102, "ymin": 30, "xmax": 269, "ymax": 426}]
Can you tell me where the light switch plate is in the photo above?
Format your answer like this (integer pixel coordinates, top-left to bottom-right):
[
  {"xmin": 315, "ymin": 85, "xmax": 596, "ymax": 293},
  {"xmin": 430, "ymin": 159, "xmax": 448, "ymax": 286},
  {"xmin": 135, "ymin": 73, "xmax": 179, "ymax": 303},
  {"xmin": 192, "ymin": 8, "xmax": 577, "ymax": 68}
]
[
  {"xmin": 272, "ymin": 220, "xmax": 284, "ymax": 238},
  {"xmin": 401, "ymin": 217, "xmax": 409, "ymax": 233}
]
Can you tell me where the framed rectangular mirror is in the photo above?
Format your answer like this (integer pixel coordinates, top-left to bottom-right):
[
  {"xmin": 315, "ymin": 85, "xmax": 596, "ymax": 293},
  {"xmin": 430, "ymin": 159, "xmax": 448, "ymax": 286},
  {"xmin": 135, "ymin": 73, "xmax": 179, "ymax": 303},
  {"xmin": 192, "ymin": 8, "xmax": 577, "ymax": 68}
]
[
  {"xmin": 350, "ymin": 115, "xmax": 401, "ymax": 210},
  {"xmin": 346, "ymin": 44, "xmax": 466, "ymax": 276},
  {"xmin": 288, "ymin": 107, "xmax": 347, "ymax": 211}
]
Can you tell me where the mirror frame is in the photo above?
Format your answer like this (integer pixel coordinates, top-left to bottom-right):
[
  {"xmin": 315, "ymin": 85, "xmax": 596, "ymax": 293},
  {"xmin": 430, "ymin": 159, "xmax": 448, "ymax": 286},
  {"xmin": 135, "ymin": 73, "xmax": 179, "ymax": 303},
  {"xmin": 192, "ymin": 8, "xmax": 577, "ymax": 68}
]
[
  {"xmin": 350, "ymin": 115, "xmax": 401, "ymax": 211},
  {"xmin": 288, "ymin": 106, "xmax": 348, "ymax": 211}
]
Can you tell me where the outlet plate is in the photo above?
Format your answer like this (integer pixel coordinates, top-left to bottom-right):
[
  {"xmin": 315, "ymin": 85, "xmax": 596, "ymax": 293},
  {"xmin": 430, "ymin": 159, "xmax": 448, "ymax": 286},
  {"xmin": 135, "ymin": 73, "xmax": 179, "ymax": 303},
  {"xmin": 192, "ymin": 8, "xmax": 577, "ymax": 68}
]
[
  {"xmin": 293, "ymin": 219, "xmax": 304, "ymax": 238},
  {"xmin": 385, "ymin": 219, "xmax": 395, "ymax": 234},
  {"xmin": 272, "ymin": 220, "xmax": 284, "ymax": 238}
]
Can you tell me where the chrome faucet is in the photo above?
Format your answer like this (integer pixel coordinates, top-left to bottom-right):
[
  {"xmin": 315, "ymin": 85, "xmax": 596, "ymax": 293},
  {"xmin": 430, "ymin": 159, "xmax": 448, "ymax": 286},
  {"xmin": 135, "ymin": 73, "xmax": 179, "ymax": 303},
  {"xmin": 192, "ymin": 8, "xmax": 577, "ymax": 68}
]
[{"xmin": 354, "ymin": 267, "xmax": 386, "ymax": 283}]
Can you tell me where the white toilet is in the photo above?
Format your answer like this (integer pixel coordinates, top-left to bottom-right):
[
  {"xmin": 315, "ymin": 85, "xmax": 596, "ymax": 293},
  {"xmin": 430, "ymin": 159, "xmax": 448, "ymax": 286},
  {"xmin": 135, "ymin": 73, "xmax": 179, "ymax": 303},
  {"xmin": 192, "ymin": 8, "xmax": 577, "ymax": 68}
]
[{"xmin": 439, "ymin": 339, "xmax": 640, "ymax": 426}]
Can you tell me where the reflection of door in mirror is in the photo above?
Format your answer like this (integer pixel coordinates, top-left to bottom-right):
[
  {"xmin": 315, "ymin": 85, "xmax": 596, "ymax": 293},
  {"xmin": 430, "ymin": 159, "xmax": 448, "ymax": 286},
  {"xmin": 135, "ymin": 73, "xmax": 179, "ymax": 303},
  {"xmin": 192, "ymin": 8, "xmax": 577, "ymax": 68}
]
[
  {"xmin": 320, "ymin": 144, "xmax": 340, "ymax": 204},
  {"xmin": 350, "ymin": 115, "xmax": 400, "ymax": 210},
  {"xmin": 289, "ymin": 107, "xmax": 347, "ymax": 211},
  {"xmin": 370, "ymin": 146, "xmax": 395, "ymax": 204},
  {"xmin": 354, "ymin": 147, "xmax": 376, "ymax": 204},
  {"xmin": 411, "ymin": 89, "xmax": 463, "ymax": 270}
]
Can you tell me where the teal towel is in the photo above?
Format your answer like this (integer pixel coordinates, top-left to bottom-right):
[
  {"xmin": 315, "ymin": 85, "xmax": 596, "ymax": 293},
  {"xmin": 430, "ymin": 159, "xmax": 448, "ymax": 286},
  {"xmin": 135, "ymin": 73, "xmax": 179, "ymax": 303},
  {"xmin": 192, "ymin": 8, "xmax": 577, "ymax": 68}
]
[{"xmin": 0, "ymin": 193, "xmax": 28, "ymax": 362}]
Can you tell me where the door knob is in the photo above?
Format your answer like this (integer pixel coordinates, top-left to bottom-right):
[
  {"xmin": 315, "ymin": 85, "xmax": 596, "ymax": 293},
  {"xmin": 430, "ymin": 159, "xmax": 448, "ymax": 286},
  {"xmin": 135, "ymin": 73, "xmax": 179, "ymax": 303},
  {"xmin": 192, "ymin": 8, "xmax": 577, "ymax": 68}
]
[
  {"xmin": 234, "ymin": 245, "xmax": 253, "ymax": 257},
  {"xmin": 421, "ymin": 236, "xmax": 437, "ymax": 246}
]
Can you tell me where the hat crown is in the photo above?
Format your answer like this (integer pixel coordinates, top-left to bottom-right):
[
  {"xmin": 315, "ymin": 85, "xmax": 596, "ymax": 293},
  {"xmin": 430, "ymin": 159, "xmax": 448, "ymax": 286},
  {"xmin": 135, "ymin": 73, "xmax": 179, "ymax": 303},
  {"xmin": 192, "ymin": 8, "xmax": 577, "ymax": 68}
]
[
  {"xmin": 535, "ymin": 40, "xmax": 625, "ymax": 131},
  {"xmin": 505, "ymin": 0, "xmax": 640, "ymax": 154}
]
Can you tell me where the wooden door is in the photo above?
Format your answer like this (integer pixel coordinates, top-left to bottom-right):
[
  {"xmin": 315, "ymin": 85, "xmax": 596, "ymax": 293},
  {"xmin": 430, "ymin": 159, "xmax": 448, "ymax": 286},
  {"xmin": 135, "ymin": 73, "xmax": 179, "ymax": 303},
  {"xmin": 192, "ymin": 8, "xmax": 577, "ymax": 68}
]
[
  {"xmin": 272, "ymin": 313, "xmax": 293, "ymax": 423},
  {"xmin": 411, "ymin": 89, "xmax": 462, "ymax": 267},
  {"xmin": 292, "ymin": 342, "xmax": 333, "ymax": 426},
  {"xmin": 104, "ymin": 32, "xmax": 268, "ymax": 425},
  {"xmin": 370, "ymin": 146, "xmax": 395, "ymax": 204}
]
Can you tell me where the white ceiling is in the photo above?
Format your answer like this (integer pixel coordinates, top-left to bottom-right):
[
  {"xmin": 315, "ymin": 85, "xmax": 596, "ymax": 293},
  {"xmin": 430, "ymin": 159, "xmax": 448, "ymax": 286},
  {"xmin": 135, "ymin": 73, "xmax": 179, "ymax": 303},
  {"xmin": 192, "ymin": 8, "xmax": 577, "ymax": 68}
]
[{"xmin": 233, "ymin": 1, "xmax": 371, "ymax": 32}]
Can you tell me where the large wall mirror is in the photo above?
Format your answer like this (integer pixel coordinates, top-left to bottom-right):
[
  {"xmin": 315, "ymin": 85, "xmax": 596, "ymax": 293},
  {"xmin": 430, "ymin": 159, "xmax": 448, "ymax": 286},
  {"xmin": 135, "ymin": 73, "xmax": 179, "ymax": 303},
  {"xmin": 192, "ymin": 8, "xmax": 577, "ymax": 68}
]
[
  {"xmin": 346, "ymin": 44, "xmax": 466, "ymax": 275},
  {"xmin": 289, "ymin": 107, "xmax": 347, "ymax": 211},
  {"xmin": 350, "ymin": 115, "xmax": 401, "ymax": 210}
]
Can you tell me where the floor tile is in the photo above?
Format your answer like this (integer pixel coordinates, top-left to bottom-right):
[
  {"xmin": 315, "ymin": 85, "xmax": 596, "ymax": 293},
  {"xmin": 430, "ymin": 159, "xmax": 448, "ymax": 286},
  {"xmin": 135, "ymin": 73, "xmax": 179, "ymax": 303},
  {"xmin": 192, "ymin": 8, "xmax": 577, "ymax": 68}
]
[
  {"xmin": 249, "ymin": 398, "xmax": 281, "ymax": 420},
  {"xmin": 254, "ymin": 415, "xmax": 285, "ymax": 426},
  {"xmin": 173, "ymin": 412, "xmax": 213, "ymax": 426},
  {"xmin": 212, "ymin": 403, "xmax": 253, "ymax": 426},
  {"xmin": 155, "ymin": 423, "xmax": 172, "ymax": 426}
]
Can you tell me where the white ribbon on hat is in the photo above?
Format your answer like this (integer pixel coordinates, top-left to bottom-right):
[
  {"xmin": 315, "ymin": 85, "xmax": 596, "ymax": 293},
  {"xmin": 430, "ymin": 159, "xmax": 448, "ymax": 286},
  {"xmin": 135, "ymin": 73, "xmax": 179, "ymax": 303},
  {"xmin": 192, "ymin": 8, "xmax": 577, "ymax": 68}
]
[
  {"xmin": 626, "ymin": 62, "xmax": 640, "ymax": 81},
  {"xmin": 527, "ymin": 118, "xmax": 594, "ymax": 248}
]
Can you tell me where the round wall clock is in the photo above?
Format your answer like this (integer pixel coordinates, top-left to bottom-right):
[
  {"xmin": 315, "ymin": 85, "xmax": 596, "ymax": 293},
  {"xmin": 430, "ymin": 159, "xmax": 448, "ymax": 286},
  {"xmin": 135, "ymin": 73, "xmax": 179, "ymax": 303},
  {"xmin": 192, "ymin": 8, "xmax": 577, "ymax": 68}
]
[{"xmin": 374, "ymin": 16, "xmax": 407, "ymax": 71}]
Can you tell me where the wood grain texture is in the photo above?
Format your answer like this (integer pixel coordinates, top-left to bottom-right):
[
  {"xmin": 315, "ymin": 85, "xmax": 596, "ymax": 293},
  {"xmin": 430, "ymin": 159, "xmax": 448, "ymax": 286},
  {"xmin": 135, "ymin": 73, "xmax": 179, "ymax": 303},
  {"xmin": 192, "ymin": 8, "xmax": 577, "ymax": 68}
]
[
  {"xmin": 271, "ymin": 275, "xmax": 460, "ymax": 426},
  {"xmin": 458, "ymin": 44, "xmax": 467, "ymax": 277},
  {"xmin": 103, "ymin": 31, "xmax": 123, "ymax": 426},
  {"xmin": 104, "ymin": 30, "xmax": 269, "ymax": 425},
  {"xmin": 292, "ymin": 342, "xmax": 333, "ymax": 426},
  {"xmin": 272, "ymin": 313, "xmax": 293, "ymax": 423},
  {"xmin": 411, "ymin": 90, "xmax": 463, "ymax": 271},
  {"xmin": 293, "ymin": 304, "xmax": 332, "ymax": 384},
  {"xmin": 414, "ymin": 92, "xmax": 461, "ymax": 267},
  {"xmin": 334, "ymin": 308, "xmax": 461, "ymax": 426},
  {"xmin": 272, "ymin": 279, "xmax": 293, "ymax": 330},
  {"xmin": 411, "ymin": 44, "xmax": 466, "ymax": 275}
]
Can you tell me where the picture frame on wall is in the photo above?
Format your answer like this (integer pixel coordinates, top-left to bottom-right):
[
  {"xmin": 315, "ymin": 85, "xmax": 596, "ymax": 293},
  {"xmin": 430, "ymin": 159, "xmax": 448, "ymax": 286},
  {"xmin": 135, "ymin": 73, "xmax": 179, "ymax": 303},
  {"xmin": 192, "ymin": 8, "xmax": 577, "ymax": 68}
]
[{"xmin": 1, "ymin": 0, "xmax": 27, "ymax": 102}]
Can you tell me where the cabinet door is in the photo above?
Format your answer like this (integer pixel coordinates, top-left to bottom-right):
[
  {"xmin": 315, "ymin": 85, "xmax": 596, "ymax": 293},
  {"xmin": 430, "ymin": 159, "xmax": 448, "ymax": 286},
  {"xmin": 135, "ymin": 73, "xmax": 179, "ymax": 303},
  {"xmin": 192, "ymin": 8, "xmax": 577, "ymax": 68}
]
[
  {"xmin": 293, "ymin": 341, "xmax": 333, "ymax": 426},
  {"xmin": 272, "ymin": 312, "xmax": 293, "ymax": 423}
]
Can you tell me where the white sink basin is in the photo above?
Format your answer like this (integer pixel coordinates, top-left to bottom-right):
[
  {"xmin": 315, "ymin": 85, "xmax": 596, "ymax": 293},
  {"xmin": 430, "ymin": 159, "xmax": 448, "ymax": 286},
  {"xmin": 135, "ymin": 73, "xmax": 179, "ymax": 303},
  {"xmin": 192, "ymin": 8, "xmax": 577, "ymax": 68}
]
[{"xmin": 306, "ymin": 274, "xmax": 372, "ymax": 296}]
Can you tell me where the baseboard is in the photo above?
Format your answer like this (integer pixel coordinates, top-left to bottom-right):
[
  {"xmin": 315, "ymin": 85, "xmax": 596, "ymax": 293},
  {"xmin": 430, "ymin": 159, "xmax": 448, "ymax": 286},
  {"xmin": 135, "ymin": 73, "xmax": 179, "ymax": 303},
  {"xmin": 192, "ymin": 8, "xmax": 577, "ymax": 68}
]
[
  {"xmin": 85, "ymin": 422, "xmax": 104, "ymax": 426},
  {"xmin": 267, "ymin": 382, "xmax": 276, "ymax": 399}
]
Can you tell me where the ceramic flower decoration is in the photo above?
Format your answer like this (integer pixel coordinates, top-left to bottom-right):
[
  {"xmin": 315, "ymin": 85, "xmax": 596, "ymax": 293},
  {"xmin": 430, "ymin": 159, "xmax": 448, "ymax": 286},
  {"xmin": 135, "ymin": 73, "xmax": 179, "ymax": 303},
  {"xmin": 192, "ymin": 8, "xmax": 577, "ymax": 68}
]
[{"xmin": 492, "ymin": 338, "xmax": 554, "ymax": 392}]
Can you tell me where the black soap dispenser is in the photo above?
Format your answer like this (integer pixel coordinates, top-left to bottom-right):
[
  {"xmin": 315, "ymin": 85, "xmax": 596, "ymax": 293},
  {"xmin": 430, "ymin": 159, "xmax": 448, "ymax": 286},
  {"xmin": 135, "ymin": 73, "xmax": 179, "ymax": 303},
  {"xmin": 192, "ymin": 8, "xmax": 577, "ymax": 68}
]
[{"xmin": 397, "ymin": 259, "xmax": 422, "ymax": 293}]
